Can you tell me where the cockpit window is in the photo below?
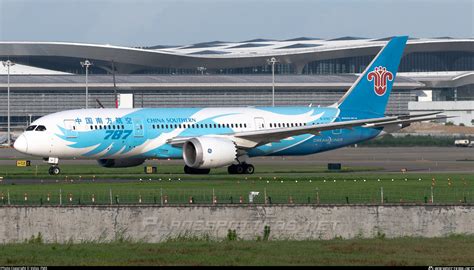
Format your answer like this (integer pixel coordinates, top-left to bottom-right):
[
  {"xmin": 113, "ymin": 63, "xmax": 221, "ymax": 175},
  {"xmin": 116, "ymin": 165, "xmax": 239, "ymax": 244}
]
[
  {"xmin": 26, "ymin": 125, "xmax": 37, "ymax": 131},
  {"xmin": 35, "ymin": 125, "xmax": 47, "ymax": 131}
]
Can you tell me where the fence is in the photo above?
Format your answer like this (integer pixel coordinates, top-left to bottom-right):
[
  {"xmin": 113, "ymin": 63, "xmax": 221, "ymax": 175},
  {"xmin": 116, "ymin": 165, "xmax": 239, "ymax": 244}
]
[{"xmin": 0, "ymin": 186, "xmax": 471, "ymax": 206}]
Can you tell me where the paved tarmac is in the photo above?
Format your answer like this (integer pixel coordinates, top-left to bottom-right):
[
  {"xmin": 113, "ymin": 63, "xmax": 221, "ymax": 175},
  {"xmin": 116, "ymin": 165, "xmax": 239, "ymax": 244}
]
[{"xmin": 1, "ymin": 146, "xmax": 473, "ymax": 174}]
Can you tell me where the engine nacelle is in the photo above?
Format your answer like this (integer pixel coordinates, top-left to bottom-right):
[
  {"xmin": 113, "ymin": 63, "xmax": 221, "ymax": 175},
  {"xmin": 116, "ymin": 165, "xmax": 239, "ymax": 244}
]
[
  {"xmin": 97, "ymin": 158, "xmax": 146, "ymax": 168},
  {"xmin": 183, "ymin": 137, "xmax": 237, "ymax": 169}
]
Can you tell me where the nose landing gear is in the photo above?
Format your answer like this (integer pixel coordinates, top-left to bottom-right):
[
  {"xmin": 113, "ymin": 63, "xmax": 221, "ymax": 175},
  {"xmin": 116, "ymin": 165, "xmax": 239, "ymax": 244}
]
[
  {"xmin": 48, "ymin": 166, "xmax": 61, "ymax": 175},
  {"xmin": 46, "ymin": 157, "xmax": 61, "ymax": 175}
]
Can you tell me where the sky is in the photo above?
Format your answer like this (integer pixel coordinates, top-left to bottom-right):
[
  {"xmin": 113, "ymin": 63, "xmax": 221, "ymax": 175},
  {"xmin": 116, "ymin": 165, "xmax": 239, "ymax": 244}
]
[{"xmin": 0, "ymin": 0, "xmax": 472, "ymax": 46}]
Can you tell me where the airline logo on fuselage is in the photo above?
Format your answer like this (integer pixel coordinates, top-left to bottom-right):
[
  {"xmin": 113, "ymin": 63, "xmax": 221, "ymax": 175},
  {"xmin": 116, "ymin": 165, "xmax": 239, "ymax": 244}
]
[{"xmin": 367, "ymin": 66, "xmax": 393, "ymax": 96}]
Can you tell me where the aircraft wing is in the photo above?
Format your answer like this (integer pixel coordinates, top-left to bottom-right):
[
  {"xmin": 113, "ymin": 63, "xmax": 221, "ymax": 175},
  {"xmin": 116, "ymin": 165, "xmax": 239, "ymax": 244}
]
[
  {"xmin": 167, "ymin": 112, "xmax": 448, "ymax": 149},
  {"xmin": 230, "ymin": 113, "xmax": 448, "ymax": 148}
]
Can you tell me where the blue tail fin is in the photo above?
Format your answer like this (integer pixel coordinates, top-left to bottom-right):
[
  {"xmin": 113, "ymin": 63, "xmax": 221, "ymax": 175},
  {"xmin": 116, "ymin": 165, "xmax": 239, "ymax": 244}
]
[{"xmin": 336, "ymin": 36, "xmax": 408, "ymax": 118}]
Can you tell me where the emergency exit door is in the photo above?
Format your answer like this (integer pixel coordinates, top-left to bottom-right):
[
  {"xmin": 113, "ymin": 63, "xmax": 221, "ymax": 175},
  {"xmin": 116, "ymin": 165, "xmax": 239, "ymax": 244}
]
[{"xmin": 254, "ymin": 117, "xmax": 265, "ymax": 130}]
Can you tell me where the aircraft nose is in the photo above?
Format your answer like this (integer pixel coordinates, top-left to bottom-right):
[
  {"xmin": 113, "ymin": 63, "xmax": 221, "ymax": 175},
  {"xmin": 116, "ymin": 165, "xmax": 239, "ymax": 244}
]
[{"xmin": 14, "ymin": 134, "xmax": 28, "ymax": 153}]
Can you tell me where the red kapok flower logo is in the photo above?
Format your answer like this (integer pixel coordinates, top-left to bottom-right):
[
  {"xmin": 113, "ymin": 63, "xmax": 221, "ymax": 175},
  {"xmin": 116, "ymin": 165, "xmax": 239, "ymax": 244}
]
[{"xmin": 367, "ymin": 66, "xmax": 393, "ymax": 96}]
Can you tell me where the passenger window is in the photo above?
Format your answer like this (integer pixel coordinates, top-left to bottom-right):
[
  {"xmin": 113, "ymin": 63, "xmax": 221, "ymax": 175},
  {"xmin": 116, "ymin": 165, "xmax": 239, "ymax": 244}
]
[
  {"xmin": 26, "ymin": 125, "xmax": 37, "ymax": 131},
  {"xmin": 90, "ymin": 126, "xmax": 93, "ymax": 130},
  {"xmin": 36, "ymin": 125, "xmax": 47, "ymax": 131}
]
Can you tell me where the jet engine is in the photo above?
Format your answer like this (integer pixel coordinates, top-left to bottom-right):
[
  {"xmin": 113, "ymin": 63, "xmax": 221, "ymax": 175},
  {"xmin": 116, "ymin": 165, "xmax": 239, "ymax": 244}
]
[{"xmin": 183, "ymin": 137, "xmax": 237, "ymax": 169}]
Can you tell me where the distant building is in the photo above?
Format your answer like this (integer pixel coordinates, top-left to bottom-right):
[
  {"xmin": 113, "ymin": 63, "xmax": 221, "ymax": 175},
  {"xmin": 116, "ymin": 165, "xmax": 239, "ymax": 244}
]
[{"xmin": 0, "ymin": 37, "xmax": 473, "ymax": 129}]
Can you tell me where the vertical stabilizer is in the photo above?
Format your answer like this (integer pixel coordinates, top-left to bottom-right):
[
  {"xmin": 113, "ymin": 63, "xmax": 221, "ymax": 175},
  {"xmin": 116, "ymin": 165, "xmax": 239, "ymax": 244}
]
[{"xmin": 336, "ymin": 36, "xmax": 408, "ymax": 118}]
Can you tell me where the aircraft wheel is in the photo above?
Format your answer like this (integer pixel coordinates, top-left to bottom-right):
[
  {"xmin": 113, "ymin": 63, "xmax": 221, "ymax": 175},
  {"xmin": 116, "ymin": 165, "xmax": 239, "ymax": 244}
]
[
  {"xmin": 184, "ymin": 165, "xmax": 191, "ymax": 174},
  {"xmin": 227, "ymin": 165, "xmax": 237, "ymax": 174},
  {"xmin": 184, "ymin": 165, "xmax": 210, "ymax": 174},
  {"xmin": 235, "ymin": 164, "xmax": 245, "ymax": 174},
  {"xmin": 245, "ymin": 164, "xmax": 255, "ymax": 174},
  {"xmin": 49, "ymin": 166, "xmax": 60, "ymax": 175}
]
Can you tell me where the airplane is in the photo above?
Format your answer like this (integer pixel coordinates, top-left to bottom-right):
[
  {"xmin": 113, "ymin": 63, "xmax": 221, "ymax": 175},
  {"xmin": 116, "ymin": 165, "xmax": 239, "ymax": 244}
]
[{"xmin": 13, "ymin": 36, "xmax": 446, "ymax": 175}]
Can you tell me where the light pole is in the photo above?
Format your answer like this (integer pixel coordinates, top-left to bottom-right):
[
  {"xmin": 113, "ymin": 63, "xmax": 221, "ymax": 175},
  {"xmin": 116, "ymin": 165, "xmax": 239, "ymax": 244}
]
[
  {"xmin": 80, "ymin": 60, "xmax": 93, "ymax": 108},
  {"xmin": 267, "ymin": 57, "xmax": 278, "ymax": 107},
  {"xmin": 2, "ymin": 60, "xmax": 15, "ymax": 146}
]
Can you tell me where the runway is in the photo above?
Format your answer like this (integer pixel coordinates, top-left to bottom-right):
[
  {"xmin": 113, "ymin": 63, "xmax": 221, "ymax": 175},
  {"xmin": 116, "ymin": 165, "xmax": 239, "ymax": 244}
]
[
  {"xmin": 1, "ymin": 146, "xmax": 473, "ymax": 173},
  {"xmin": 257, "ymin": 147, "xmax": 474, "ymax": 173}
]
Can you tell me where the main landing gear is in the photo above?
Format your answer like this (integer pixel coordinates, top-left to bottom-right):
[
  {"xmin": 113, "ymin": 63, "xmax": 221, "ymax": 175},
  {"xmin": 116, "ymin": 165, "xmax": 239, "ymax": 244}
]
[
  {"xmin": 184, "ymin": 165, "xmax": 211, "ymax": 174},
  {"xmin": 183, "ymin": 163, "xmax": 255, "ymax": 175},
  {"xmin": 227, "ymin": 163, "xmax": 255, "ymax": 174}
]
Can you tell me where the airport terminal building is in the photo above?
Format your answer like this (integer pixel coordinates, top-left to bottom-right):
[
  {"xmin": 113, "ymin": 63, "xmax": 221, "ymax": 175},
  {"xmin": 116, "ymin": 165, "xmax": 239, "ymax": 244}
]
[{"xmin": 0, "ymin": 36, "xmax": 473, "ymax": 133}]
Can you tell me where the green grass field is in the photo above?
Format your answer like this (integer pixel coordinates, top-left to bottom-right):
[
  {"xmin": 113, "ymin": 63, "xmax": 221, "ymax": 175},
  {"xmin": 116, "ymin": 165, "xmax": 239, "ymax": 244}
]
[
  {"xmin": 1, "ymin": 235, "xmax": 473, "ymax": 266},
  {"xmin": 0, "ymin": 164, "xmax": 472, "ymax": 205},
  {"xmin": 0, "ymin": 163, "xmax": 473, "ymax": 266}
]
